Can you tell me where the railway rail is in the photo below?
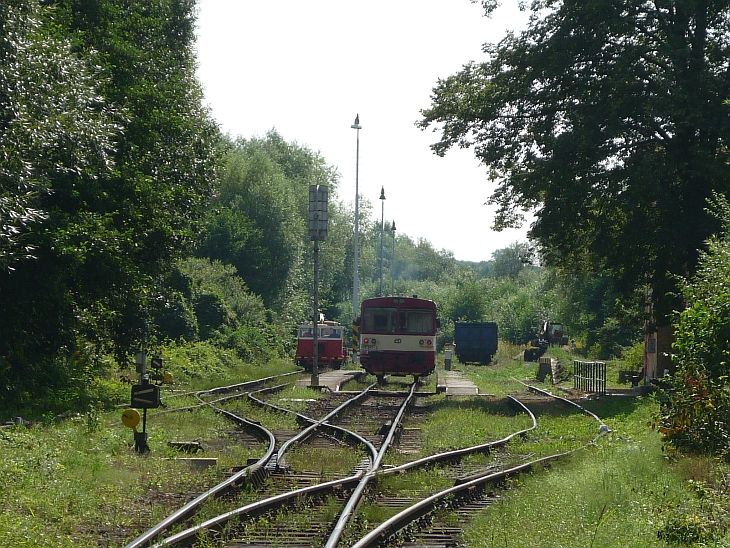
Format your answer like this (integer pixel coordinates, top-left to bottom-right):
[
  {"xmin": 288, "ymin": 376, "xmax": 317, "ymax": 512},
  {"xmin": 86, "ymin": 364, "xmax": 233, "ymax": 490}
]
[
  {"xmin": 125, "ymin": 372, "xmax": 305, "ymax": 548},
  {"xmin": 348, "ymin": 380, "xmax": 610, "ymax": 547},
  {"xmin": 124, "ymin": 369, "xmax": 610, "ymax": 547},
  {"xmin": 153, "ymin": 382, "xmax": 417, "ymax": 546},
  {"xmin": 128, "ymin": 372, "xmax": 414, "ymax": 546}
]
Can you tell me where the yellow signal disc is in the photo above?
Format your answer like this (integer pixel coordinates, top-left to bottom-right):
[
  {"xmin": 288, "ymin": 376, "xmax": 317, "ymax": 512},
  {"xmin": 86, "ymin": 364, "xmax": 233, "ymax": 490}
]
[
  {"xmin": 163, "ymin": 372, "xmax": 173, "ymax": 384},
  {"xmin": 122, "ymin": 408, "xmax": 141, "ymax": 429}
]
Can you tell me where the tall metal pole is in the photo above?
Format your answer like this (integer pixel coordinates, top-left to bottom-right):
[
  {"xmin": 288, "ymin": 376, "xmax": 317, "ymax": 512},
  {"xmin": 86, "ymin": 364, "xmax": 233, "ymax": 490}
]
[
  {"xmin": 351, "ymin": 115, "xmax": 361, "ymax": 323},
  {"xmin": 309, "ymin": 184, "xmax": 327, "ymax": 387},
  {"xmin": 391, "ymin": 220, "xmax": 396, "ymax": 295},
  {"xmin": 312, "ymin": 240, "xmax": 320, "ymax": 386},
  {"xmin": 379, "ymin": 186, "xmax": 385, "ymax": 296}
]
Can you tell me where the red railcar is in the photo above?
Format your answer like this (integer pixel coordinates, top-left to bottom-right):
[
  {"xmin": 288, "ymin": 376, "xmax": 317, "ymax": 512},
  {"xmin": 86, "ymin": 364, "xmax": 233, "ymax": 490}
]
[
  {"xmin": 295, "ymin": 321, "xmax": 347, "ymax": 371},
  {"xmin": 359, "ymin": 296, "xmax": 438, "ymax": 381}
]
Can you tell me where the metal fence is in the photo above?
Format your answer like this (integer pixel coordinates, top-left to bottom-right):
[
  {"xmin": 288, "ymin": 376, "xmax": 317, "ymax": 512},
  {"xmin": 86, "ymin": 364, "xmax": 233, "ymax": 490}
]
[{"xmin": 573, "ymin": 360, "xmax": 606, "ymax": 394}]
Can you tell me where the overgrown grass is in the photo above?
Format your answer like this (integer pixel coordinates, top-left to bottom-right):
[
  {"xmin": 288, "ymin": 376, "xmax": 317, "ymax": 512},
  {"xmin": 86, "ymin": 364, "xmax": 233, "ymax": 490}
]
[
  {"xmin": 508, "ymin": 404, "xmax": 598, "ymax": 459},
  {"xmin": 385, "ymin": 394, "xmax": 534, "ymax": 467},
  {"xmin": 285, "ymin": 443, "xmax": 366, "ymax": 478},
  {"xmin": 0, "ymin": 359, "xmax": 297, "ymax": 547},
  {"xmin": 462, "ymin": 396, "xmax": 730, "ymax": 547},
  {"xmin": 159, "ymin": 351, "xmax": 298, "ymax": 393},
  {"xmin": 0, "ymin": 412, "xmax": 223, "ymax": 547},
  {"xmin": 219, "ymin": 394, "xmax": 300, "ymax": 431},
  {"xmin": 456, "ymin": 355, "xmax": 538, "ymax": 396}
]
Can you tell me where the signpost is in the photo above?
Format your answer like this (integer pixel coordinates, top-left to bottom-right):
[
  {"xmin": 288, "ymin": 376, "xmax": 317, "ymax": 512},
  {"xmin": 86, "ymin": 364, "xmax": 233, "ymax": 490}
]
[
  {"xmin": 309, "ymin": 184, "xmax": 328, "ymax": 387},
  {"xmin": 125, "ymin": 352, "xmax": 166, "ymax": 453}
]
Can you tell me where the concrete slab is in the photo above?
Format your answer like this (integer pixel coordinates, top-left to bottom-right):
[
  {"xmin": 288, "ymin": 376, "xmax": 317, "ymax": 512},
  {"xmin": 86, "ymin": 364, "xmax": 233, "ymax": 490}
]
[
  {"xmin": 437, "ymin": 370, "xmax": 479, "ymax": 396},
  {"xmin": 296, "ymin": 370, "xmax": 363, "ymax": 392}
]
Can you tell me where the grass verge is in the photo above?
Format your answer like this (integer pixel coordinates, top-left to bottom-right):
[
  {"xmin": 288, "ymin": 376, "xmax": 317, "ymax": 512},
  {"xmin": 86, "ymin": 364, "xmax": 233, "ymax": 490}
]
[
  {"xmin": 0, "ymin": 360, "xmax": 297, "ymax": 547},
  {"xmin": 461, "ymin": 396, "xmax": 730, "ymax": 547}
]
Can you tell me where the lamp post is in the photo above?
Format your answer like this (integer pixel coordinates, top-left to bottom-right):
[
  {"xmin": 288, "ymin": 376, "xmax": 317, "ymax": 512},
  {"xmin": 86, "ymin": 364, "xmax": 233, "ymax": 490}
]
[
  {"xmin": 379, "ymin": 186, "xmax": 385, "ymax": 296},
  {"xmin": 391, "ymin": 220, "xmax": 396, "ymax": 295},
  {"xmin": 351, "ymin": 114, "xmax": 361, "ymax": 325}
]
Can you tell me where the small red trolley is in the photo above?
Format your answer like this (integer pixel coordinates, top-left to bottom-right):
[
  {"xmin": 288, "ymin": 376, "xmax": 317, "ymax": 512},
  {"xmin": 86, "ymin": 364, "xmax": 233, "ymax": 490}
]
[{"xmin": 295, "ymin": 320, "xmax": 347, "ymax": 371}]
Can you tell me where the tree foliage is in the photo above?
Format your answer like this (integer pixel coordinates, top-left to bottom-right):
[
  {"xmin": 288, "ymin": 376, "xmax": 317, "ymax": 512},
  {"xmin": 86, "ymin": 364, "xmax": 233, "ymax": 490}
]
[
  {"xmin": 0, "ymin": 0, "xmax": 220, "ymax": 406},
  {"xmin": 197, "ymin": 132, "xmax": 348, "ymax": 322},
  {"xmin": 0, "ymin": 0, "xmax": 117, "ymax": 271},
  {"xmin": 660, "ymin": 194, "xmax": 730, "ymax": 455},
  {"xmin": 420, "ymin": 0, "xmax": 730, "ymax": 319}
]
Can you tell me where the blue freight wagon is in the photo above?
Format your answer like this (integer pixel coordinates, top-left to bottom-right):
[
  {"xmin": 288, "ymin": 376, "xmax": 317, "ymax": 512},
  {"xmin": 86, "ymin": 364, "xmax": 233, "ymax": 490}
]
[{"xmin": 454, "ymin": 321, "xmax": 498, "ymax": 365}]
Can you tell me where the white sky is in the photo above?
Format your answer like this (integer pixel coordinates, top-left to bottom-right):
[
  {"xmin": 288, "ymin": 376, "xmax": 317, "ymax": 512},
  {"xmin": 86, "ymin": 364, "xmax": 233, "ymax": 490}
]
[{"xmin": 194, "ymin": 0, "xmax": 530, "ymax": 262}]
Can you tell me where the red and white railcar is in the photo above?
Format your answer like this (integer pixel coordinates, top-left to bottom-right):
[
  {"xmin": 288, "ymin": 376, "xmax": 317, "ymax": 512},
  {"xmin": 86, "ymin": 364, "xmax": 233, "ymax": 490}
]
[
  {"xmin": 295, "ymin": 321, "xmax": 347, "ymax": 371},
  {"xmin": 359, "ymin": 296, "xmax": 438, "ymax": 381}
]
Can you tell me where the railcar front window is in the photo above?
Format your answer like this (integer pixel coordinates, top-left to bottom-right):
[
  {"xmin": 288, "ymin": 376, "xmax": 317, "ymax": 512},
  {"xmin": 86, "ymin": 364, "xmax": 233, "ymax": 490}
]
[
  {"xmin": 363, "ymin": 308, "xmax": 395, "ymax": 333},
  {"xmin": 402, "ymin": 310, "xmax": 433, "ymax": 334},
  {"xmin": 363, "ymin": 307, "xmax": 433, "ymax": 334}
]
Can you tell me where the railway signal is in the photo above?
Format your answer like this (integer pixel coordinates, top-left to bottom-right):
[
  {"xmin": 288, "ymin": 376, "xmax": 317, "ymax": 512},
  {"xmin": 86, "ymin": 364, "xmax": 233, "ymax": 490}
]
[
  {"xmin": 131, "ymin": 383, "xmax": 161, "ymax": 409},
  {"xmin": 125, "ymin": 352, "xmax": 169, "ymax": 453},
  {"xmin": 309, "ymin": 184, "xmax": 329, "ymax": 387}
]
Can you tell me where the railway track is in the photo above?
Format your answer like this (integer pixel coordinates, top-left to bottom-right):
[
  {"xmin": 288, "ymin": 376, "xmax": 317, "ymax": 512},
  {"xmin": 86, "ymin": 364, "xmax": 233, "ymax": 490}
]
[
  {"xmin": 126, "ymin": 372, "xmax": 414, "ymax": 546},
  {"xmin": 154, "ymin": 382, "xmax": 417, "ymax": 546},
  {"xmin": 123, "ymin": 371, "xmax": 609, "ymax": 547},
  {"xmin": 124, "ymin": 372, "xmax": 305, "ymax": 548},
  {"xmin": 348, "ymin": 384, "xmax": 610, "ymax": 547}
]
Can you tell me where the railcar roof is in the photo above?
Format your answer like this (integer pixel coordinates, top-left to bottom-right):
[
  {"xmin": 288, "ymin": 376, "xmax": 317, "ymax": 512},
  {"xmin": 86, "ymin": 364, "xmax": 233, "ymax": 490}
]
[{"xmin": 361, "ymin": 296, "xmax": 436, "ymax": 308}]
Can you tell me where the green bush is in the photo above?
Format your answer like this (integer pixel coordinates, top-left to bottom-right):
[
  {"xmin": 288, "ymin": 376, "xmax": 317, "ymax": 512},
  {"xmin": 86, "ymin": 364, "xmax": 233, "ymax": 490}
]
[
  {"xmin": 660, "ymin": 194, "xmax": 730, "ymax": 455},
  {"xmin": 215, "ymin": 324, "xmax": 283, "ymax": 363},
  {"xmin": 153, "ymin": 289, "xmax": 198, "ymax": 341},
  {"xmin": 161, "ymin": 340, "xmax": 236, "ymax": 381},
  {"xmin": 658, "ymin": 510, "xmax": 720, "ymax": 544},
  {"xmin": 86, "ymin": 377, "xmax": 128, "ymax": 408},
  {"xmin": 621, "ymin": 340, "xmax": 644, "ymax": 371}
]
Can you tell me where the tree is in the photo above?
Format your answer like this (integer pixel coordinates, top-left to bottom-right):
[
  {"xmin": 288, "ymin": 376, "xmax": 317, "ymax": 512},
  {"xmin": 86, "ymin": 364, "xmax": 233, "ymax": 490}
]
[
  {"xmin": 0, "ymin": 0, "xmax": 117, "ymax": 271},
  {"xmin": 660, "ymin": 194, "xmax": 730, "ymax": 455},
  {"xmin": 0, "ymin": 0, "xmax": 120, "ymax": 401},
  {"xmin": 198, "ymin": 133, "xmax": 342, "ymax": 315},
  {"xmin": 491, "ymin": 242, "xmax": 531, "ymax": 279},
  {"xmin": 446, "ymin": 271, "xmax": 488, "ymax": 322},
  {"xmin": 391, "ymin": 235, "xmax": 455, "ymax": 282},
  {"xmin": 420, "ymin": 1, "xmax": 730, "ymax": 321},
  {"xmin": 46, "ymin": 0, "xmax": 222, "ymax": 353},
  {"xmin": 0, "ymin": 0, "xmax": 221, "ymax": 406}
]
